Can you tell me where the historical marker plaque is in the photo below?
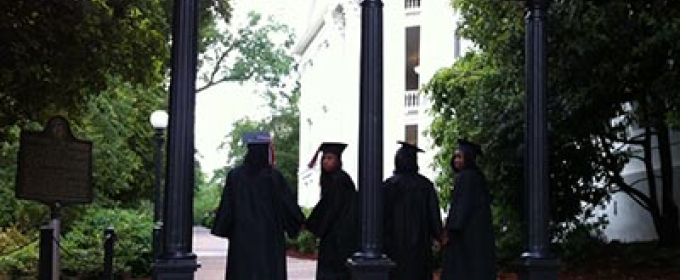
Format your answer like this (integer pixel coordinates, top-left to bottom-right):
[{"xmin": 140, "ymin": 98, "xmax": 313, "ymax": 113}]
[{"xmin": 16, "ymin": 116, "xmax": 93, "ymax": 204}]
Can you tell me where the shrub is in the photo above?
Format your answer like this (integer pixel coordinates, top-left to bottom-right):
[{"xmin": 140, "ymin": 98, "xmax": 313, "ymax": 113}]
[
  {"xmin": 194, "ymin": 183, "xmax": 222, "ymax": 228},
  {"xmin": 553, "ymin": 220, "xmax": 608, "ymax": 269},
  {"xmin": 0, "ymin": 226, "xmax": 33, "ymax": 255},
  {"xmin": 61, "ymin": 206, "xmax": 153, "ymax": 278},
  {"xmin": 285, "ymin": 208, "xmax": 318, "ymax": 255},
  {"xmin": 0, "ymin": 226, "xmax": 38, "ymax": 277},
  {"xmin": 286, "ymin": 230, "xmax": 318, "ymax": 255}
]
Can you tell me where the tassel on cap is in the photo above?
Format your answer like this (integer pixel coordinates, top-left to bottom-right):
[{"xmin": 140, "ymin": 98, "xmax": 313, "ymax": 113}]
[
  {"xmin": 307, "ymin": 149, "xmax": 321, "ymax": 169},
  {"xmin": 269, "ymin": 142, "xmax": 276, "ymax": 165}
]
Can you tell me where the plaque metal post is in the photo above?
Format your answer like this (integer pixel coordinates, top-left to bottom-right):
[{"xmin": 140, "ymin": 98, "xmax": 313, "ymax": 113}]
[{"xmin": 49, "ymin": 203, "xmax": 61, "ymax": 280}]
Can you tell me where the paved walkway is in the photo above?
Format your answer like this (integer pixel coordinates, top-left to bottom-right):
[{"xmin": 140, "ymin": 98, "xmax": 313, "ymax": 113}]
[{"xmin": 193, "ymin": 226, "xmax": 317, "ymax": 280}]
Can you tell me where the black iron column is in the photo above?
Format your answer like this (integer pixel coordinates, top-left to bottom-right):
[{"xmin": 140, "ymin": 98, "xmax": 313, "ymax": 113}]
[
  {"xmin": 347, "ymin": 0, "xmax": 394, "ymax": 279},
  {"xmin": 519, "ymin": 0, "xmax": 559, "ymax": 279},
  {"xmin": 153, "ymin": 128, "xmax": 165, "ymax": 261},
  {"xmin": 153, "ymin": 0, "xmax": 199, "ymax": 277}
]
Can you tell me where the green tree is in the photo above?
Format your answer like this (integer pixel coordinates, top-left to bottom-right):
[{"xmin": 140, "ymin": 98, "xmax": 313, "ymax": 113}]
[
  {"xmin": 0, "ymin": 0, "xmax": 169, "ymax": 132},
  {"xmin": 0, "ymin": 0, "xmax": 235, "ymax": 204},
  {"xmin": 0, "ymin": 75, "xmax": 166, "ymax": 230},
  {"xmin": 0, "ymin": 0, "xmax": 173, "ymax": 220},
  {"xmin": 213, "ymin": 84, "xmax": 301, "ymax": 193},
  {"xmin": 424, "ymin": 0, "xmax": 680, "ymax": 253},
  {"xmin": 195, "ymin": 84, "xmax": 301, "ymax": 225},
  {"xmin": 196, "ymin": 12, "xmax": 296, "ymax": 92},
  {"xmin": 193, "ymin": 11, "xmax": 299, "ymax": 191},
  {"xmin": 0, "ymin": 2, "xmax": 236, "ymax": 275},
  {"xmin": 76, "ymin": 76, "xmax": 166, "ymax": 206},
  {"xmin": 0, "ymin": 122, "xmax": 48, "ymax": 231}
]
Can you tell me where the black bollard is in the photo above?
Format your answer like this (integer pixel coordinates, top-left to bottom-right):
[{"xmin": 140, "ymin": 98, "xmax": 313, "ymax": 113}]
[
  {"xmin": 38, "ymin": 226, "xmax": 53, "ymax": 280},
  {"xmin": 153, "ymin": 223, "xmax": 163, "ymax": 260},
  {"xmin": 103, "ymin": 227, "xmax": 116, "ymax": 280}
]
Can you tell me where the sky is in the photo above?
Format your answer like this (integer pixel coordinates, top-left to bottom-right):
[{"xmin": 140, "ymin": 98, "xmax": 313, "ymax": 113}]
[{"xmin": 194, "ymin": 0, "xmax": 306, "ymax": 174}]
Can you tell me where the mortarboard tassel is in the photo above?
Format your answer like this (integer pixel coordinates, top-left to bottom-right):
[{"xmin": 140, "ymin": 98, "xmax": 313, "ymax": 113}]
[{"xmin": 307, "ymin": 149, "xmax": 321, "ymax": 169}]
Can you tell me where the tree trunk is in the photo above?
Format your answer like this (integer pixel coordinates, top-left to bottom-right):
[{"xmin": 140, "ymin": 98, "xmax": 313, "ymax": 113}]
[
  {"xmin": 655, "ymin": 122, "xmax": 680, "ymax": 247},
  {"xmin": 636, "ymin": 97, "xmax": 672, "ymax": 244},
  {"xmin": 642, "ymin": 125, "xmax": 664, "ymax": 238}
]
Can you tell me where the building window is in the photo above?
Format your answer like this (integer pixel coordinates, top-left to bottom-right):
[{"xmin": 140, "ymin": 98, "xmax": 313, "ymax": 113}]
[
  {"xmin": 406, "ymin": 26, "xmax": 420, "ymax": 90},
  {"xmin": 405, "ymin": 125, "xmax": 418, "ymax": 145}
]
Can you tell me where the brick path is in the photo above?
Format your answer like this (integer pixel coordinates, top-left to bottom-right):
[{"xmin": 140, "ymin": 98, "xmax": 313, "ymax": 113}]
[{"xmin": 193, "ymin": 226, "xmax": 316, "ymax": 280}]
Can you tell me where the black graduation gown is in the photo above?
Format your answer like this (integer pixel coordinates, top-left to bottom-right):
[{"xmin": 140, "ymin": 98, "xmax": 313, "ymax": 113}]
[
  {"xmin": 306, "ymin": 170, "xmax": 359, "ymax": 280},
  {"xmin": 440, "ymin": 166, "xmax": 496, "ymax": 280},
  {"xmin": 383, "ymin": 173, "xmax": 442, "ymax": 280},
  {"xmin": 211, "ymin": 166, "xmax": 304, "ymax": 280}
]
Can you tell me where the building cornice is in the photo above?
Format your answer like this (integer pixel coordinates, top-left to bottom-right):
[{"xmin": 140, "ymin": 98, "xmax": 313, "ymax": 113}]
[{"xmin": 293, "ymin": 3, "xmax": 332, "ymax": 55}]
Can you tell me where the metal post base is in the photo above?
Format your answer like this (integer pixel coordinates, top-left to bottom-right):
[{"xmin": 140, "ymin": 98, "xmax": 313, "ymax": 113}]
[
  {"xmin": 518, "ymin": 255, "xmax": 559, "ymax": 280},
  {"xmin": 347, "ymin": 256, "xmax": 394, "ymax": 280},
  {"xmin": 153, "ymin": 256, "xmax": 199, "ymax": 280}
]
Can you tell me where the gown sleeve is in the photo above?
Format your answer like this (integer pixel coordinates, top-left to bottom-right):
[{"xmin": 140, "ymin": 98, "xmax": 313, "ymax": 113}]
[
  {"xmin": 273, "ymin": 169, "xmax": 305, "ymax": 238},
  {"xmin": 446, "ymin": 171, "xmax": 479, "ymax": 231},
  {"xmin": 426, "ymin": 179, "xmax": 443, "ymax": 238},
  {"xmin": 306, "ymin": 173, "xmax": 354, "ymax": 237},
  {"xmin": 211, "ymin": 168, "xmax": 237, "ymax": 238}
]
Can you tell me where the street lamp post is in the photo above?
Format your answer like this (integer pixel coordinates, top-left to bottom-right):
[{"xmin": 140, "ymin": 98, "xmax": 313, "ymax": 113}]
[
  {"xmin": 519, "ymin": 0, "xmax": 559, "ymax": 279},
  {"xmin": 149, "ymin": 110, "xmax": 168, "ymax": 262},
  {"xmin": 152, "ymin": 0, "xmax": 199, "ymax": 277},
  {"xmin": 347, "ymin": 0, "xmax": 394, "ymax": 279}
]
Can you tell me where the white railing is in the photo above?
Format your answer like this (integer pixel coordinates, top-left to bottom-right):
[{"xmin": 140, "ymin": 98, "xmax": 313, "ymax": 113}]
[
  {"xmin": 405, "ymin": 90, "xmax": 420, "ymax": 116},
  {"xmin": 405, "ymin": 0, "xmax": 421, "ymax": 10}
]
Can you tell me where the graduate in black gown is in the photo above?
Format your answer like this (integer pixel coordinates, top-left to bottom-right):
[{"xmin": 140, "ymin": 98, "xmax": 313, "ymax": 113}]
[
  {"xmin": 440, "ymin": 139, "xmax": 496, "ymax": 280},
  {"xmin": 305, "ymin": 142, "xmax": 359, "ymax": 280},
  {"xmin": 383, "ymin": 141, "xmax": 442, "ymax": 280},
  {"xmin": 211, "ymin": 131, "xmax": 304, "ymax": 280}
]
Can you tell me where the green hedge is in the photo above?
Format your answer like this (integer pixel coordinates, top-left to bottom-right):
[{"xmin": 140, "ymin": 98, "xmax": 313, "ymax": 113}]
[
  {"xmin": 0, "ymin": 226, "xmax": 38, "ymax": 277},
  {"xmin": 194, "ymin": 183, "xmax": 221, "ymax": 228},
  {"xmin": 60, "ymin": 207, "xmax": 153, "ymax": 278},
  {"xmin": 285, "ymin": 208, "xmax": 318, "ymax": 255},
  {"xmin": 286, "ymin": 230, "xmax": 318, "ymax": 255}
]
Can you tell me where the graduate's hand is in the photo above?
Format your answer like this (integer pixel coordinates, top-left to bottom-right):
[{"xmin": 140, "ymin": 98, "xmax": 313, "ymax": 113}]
[{"xmin": 432, "ymin": 240, "xmax": 441, "ymax": 252}]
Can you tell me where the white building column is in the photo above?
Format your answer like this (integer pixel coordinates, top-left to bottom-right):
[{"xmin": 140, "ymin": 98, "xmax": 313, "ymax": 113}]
[{"xmin": 382, "ymin": 0, "xmax": 406, "ymax": 179}]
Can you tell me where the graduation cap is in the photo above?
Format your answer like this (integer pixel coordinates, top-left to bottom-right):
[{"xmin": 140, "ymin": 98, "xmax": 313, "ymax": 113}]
[
  {"xmin": 307, "ymin": 142, "xmax": 348, "ymax": 168},
  {"xmin": 397, "ymin": 141, "xmax": 424, "ymax": 154},
  {"xmin": 241, "ymin": 131, "xmax": 276, "ymax": 164},
  {"xmin": 241, "ymin": 131, "xmax": 271, "ymax": 145},
  {"xmin": 457, "ymin": 139, "xmax": 483, "ymax": 157}
]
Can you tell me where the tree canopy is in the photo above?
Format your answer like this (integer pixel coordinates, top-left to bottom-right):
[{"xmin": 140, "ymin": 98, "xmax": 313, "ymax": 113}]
[
  {"xmin": 197, "ymin": 12, "xmax": 296, "ymax": 92},
  {"xmin": 0, "ymin": 0, "xmax": 175, "ymax": 231},
  {"xmin": 0, "ymin": 0, "xmax": 170, "ymax": 130},
  {"xmin": 0, "ymin": 0, "xmax": 237, "ymax": 225},
  {"xmin": 195, "ymin": 12, "xmax": 300, "ymax": 193},
  {"xmin": 424, "ymin": 0, "xmax": 680, "ymax": 256},
  {"xmin": 214, "ymin": 83, "xmax": 301, "ymax": 192}
]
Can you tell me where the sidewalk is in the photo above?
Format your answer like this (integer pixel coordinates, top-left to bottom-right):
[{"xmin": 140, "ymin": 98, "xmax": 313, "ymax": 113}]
[{"xmin": 193, "ymin": 226, "xmax": 316, "ymax": 280}]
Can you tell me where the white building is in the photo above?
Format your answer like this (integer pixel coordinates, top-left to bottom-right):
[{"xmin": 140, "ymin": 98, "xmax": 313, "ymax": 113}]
[
  {"xmin": 292, "ymin": 0, "xmax": 680, "ymax": 244},
  {"xmin": 596, "ymin": 129, "xmax": 680, "ymax": 242},
  {"xmin": 292, "ymin": 0, "xmax": 470, "ymax": 207}
]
